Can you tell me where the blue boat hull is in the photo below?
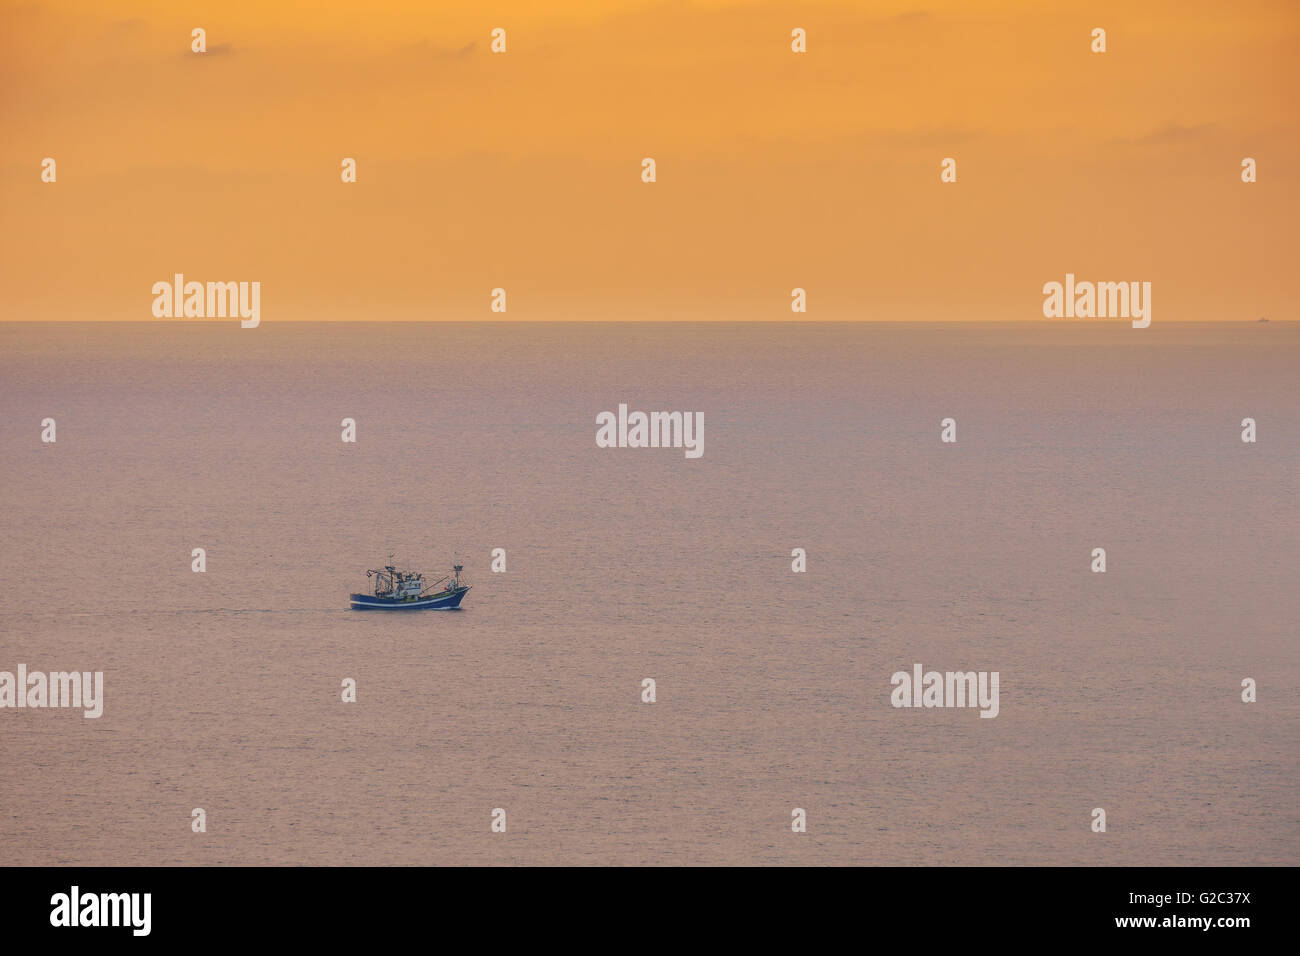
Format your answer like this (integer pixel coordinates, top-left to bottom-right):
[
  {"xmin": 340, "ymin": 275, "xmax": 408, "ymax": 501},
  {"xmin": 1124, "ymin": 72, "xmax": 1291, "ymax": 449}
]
[{"xmin": 350, "ymin": 586, "xmax": 470, "ymax": 610}]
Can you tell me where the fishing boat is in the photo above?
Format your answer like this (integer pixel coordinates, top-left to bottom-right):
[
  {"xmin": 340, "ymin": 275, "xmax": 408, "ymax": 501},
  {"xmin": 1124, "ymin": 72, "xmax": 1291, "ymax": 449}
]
[{"xmin": 350, "ymin": 561, "xmax": 470, "ymax": 610}]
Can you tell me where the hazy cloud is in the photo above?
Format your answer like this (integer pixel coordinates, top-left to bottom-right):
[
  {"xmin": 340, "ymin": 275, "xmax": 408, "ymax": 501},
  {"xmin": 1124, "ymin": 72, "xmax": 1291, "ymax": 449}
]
[{"xmin": 1127, "ymin": 123, "xmax": 1217, "ymax": 146}]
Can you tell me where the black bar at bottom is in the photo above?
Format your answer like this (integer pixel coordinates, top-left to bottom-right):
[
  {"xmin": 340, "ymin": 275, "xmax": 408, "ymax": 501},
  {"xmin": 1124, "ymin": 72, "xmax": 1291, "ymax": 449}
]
[{"xmin": 0, "ymin": 865, "xmax": 1276, "ymax": 943}]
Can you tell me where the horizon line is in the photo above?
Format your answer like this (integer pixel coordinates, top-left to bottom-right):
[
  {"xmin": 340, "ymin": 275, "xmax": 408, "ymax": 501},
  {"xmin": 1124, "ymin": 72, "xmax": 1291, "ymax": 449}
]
[{"xmin": 0, "ymin": 318, "xmax": 1290, "ymax": 325}]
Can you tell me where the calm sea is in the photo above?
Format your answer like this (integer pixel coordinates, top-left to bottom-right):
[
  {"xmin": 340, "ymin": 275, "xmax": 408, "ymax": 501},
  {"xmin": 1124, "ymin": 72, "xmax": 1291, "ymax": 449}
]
[{"xmin": 1, "ymin": 321, "xmax": 1296, "ymax": 865}]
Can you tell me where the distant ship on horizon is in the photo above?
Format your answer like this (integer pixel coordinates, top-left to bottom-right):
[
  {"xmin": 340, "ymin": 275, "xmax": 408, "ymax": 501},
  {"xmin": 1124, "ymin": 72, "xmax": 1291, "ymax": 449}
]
[{"xmin": 350, "ymin": 561, "xmax": 470, "ymax": 610}]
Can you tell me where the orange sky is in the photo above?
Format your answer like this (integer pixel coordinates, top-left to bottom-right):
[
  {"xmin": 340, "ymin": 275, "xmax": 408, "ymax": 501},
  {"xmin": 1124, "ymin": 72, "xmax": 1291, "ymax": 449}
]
[{"xmin": 1, "ymin": 0, "xmax": 1296, "ymax": 320}]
